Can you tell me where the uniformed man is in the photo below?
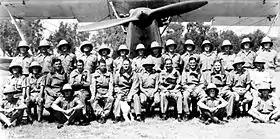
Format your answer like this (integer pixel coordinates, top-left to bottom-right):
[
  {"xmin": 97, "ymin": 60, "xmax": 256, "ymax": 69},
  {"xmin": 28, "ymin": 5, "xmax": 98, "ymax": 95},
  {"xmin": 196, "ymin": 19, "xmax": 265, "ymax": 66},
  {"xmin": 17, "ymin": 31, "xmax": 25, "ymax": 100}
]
[
  {"xmin": 181, "ymin": 39, "xmax": 200, "ymax": 70},
  {"xmin": 113, "ymin": 44, "xmax": 130, "ymax": 73},
  {"xmin": 237, "ymin": 38, "xmax": 256, "ymax": 69},
  {"xmin": 147, "ymin": 41, "xmax": 164, "ymax": 73},
  {"xmin": 159, "ymin": 58, "xmax": 183, "ymax": 122},
  {"xmin": 44, "ymin": 58, "xmax": 68, "ymax": 115},
  {"xmin": 79, "ymin": 41, "xmax": 98, "ymax": 74},
  {"xmin": 139, "ymin": 57, "xmax": 160, "ymax": 115},
  {"xmin": 69, "ymin": 60, "xmax": 91, "ymax": 115},
  {"xmin": 181, "ymin": 57, "xmax": 206, "ymax": 119},
  {"xmin": 57, "ymin": 40, "xmax": 77, "ymax": 75},
  {"xmin": 162, "ymin": 39, "xmax": 182, "ymax": 72},
  {"xmin": 97, "ymin": 44, "xmax": 113, "ymax": 72},
  {"xmin": 90, "ymin": 59, "xmax": 114, "ymax": 124},
  {"xmin": 51, "ymin": 84, "xmax": 84, "ymax": 129},
  {"xmin": 12, "ymin": 40, "xmax": 34, "ymax": 76},
  {"xmin": 218, "ymin": 40, "xmax": 236, "ymax": 73},
  {"xmin": 248, "ymin": 83, "xmax": 280, "ymax": 123},
  {"xmin": 199, "ymin": 40, "xmax": 217, "ymax": 73},
  {"xmin": 132, "ymin": 43, "xmax": 146, "ymax": 73},
  {"xmin": 113, "ymin": 58, "xmax": 140, "ymax": 122},
  {"xmin": 23, "ymin": 61, "xmax": 45, "ymax": 122},
  {"xmin": 35, "ymin": 40, "xmax": 55, "ymax": 74},
  {"xmin": 230, "ymin": 57, "xmax": 252, "ymax": 115},
  {"xmin": 198, "ymin": 83, "xmax": 228, "ymax": 125}
]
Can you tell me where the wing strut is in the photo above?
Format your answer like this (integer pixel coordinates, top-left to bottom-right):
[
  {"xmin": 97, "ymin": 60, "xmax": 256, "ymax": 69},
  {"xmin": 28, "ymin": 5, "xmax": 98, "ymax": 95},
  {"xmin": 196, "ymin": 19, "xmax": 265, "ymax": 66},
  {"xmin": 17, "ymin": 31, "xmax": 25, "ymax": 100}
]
[{"xmin": 267, "ymin": 2, "xmax": 280, "ymax": 35}]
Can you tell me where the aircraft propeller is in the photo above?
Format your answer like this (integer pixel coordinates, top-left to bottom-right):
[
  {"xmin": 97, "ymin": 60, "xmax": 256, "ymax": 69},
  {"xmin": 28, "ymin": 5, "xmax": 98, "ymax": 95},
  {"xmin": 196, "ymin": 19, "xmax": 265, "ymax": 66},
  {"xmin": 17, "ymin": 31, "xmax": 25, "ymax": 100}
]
[{"xmin": 78, "ymin": 1, "xmax": 208, "ymax": 32}]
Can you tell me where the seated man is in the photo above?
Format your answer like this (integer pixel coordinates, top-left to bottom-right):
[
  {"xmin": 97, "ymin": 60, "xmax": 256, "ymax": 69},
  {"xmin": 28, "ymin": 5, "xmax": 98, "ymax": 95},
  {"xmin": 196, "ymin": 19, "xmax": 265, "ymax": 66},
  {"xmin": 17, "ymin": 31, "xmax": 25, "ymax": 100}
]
[
  {"xmin": 139, "ymin": 57, "xmax": 160, "ymax": 116},
  {"xmin": 51, "ymin": 84, "xmax": 84, "ymax": 129},
  {"xmin": 90, "ymin": 59, "xmax": 114, "ymax": 124},
  {"xmin": 23, "ymin": 61, "xmax": 45, "ymax": 122},
  {"xmin": 198, "ymin": 83, "xmax": 228, "ymax": 125},
  {"xmin": 248, "ymin": 83, "xmax": 280, "ymax": 123},
  {"xmin": 159, "ymin": 58, "xmax": 183, "ymax": 122},
  {"xmin": 181, "ymin": 57, "xmax": 206, "ymax": 119},
  {"xmin": 0, "ymin": 62, "xmax": 26, "ymax": 127}
]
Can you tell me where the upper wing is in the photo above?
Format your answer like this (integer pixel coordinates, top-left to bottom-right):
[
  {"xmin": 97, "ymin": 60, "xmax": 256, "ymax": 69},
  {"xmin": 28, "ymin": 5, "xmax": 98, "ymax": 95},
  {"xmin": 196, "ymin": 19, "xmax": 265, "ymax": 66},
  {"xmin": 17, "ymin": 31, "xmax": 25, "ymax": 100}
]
[{"xmin": 0, "ymin": 0, "xmax": 112, "ymax": 22}]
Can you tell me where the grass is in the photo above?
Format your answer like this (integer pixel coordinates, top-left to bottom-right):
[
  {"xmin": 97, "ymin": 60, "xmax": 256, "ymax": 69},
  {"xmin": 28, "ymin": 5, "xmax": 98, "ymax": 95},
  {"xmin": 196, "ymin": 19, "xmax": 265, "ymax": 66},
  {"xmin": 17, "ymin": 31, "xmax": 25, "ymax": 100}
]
[{"xmin": 2, "ymin": 117, "xmax": 280, "ymax": 139}]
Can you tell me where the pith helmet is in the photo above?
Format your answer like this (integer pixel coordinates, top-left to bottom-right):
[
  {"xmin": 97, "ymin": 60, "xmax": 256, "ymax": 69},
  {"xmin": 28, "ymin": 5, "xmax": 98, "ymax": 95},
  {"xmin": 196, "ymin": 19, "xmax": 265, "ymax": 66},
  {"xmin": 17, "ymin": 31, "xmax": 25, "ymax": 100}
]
[
  {"xmin": 9, "ymin": 61, "xmax": 22, "ymax": 73},
  {"xmin": 258, "ymin": 83, "xmax": 272, "ymax": 93},
  {"xmin": 142, "ymin": 57, "xmax": 155, "ymax": 67},
  {"xmin": 57, "ymin": 40, "xmax": 70, "ymax": 50},
  {"xmin": 201, "ymin": 40, "xmax": 213, "ymax": 51},
  {"xmin": 261, "ymin": 36, "xmax": 273, "ymax": 46},
  {"xmin": 232, "ymin": 57, "xmax": 245, "ymax": 67},
  {"xmin": 80, "ymin": 41, "xmax": 93, "ymax": 52},
  {"xmin": 136, "ymin": 43, "xmax": 145, "ymax": 51},
  {"xmin": 29, "ymin": 61, "xmax": 42, "ymax": 73},
  {"xmin": 205, "ymin": 83, "xmax": 219, "ymax": 96},
  {"xmin": 221, "ymin": 40, "xmax": 233, "ymax": 50},
  {"xmin": 62, "ymin": 84, "xmax": 73, "ymax": 91},
  {"xmin": 253, "ymin": 56, "xmax": 266, "ymax": 65},
  {"xmin": 38, "ymin": 40, "xmax": 51, "ymax": 49},
  {"xmin": 184, "ymin": 39, "xmax": 195, "ymax": 51},
  {"xmin": 117, "ymin": 44, "xmax": 129, "ymax": 55},
  {"xmin": 17, "ymin": 40, "xmax": 29, "ymax": 50},
  {"xmin": 240, "ymin": 38, "xmax": 253, "ymax": 49},
  {"xmin": 98, "ymin": 44, "xmax": 111, "ymax": 55},
  {"xmin": 165, "ymin": 39, "xmax": 177, "ymax": 49},
  {"xmin": 150, "ymin": 41, "xmax": 162, "ymax": 49}
]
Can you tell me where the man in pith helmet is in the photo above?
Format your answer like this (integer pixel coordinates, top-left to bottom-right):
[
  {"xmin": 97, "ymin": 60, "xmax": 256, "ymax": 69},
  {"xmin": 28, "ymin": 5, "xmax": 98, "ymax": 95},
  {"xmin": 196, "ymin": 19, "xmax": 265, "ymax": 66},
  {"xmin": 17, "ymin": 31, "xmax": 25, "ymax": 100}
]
[
  {"xmin": 218, "ymin": 40, "xmax": 236, "ymax": 73},
  {"xmin": 57, "ymin": 40, "xmax": 77, "ymax": 75},
  {"xmin": 35, "ymin": 39, "xmax": 55, "ymax": 74},
  {"xmin": 113, "ymin": 44, "xmax": 130, "ymax": 73},
  {"xmin": 162, "ymin": 39, "xmax": 182, "ymax": 72},
  {"xmin": 79, "ymin": 41, "xmax": 98, "ymax": 74},
  {"xmin": 132, "ymin": 43, "xmax": 146, "ymax": 73},
  {"xmin": 147, "ymin": 41, "xmax": 164, "ymax": 73},
  {"xmin": 97, "ymin": 44, "xmax": 113, "ymax": 72},
  {"xmin": 199, "ymin": 40, "xmax": 217, "ymax": 73},
  {"xmin": 181, "ymin": 39, "xmax": 200, "ymax": 70},
  {"xmin": 237, "ymin": 38, "xmax": 256, "ymax": 69}
]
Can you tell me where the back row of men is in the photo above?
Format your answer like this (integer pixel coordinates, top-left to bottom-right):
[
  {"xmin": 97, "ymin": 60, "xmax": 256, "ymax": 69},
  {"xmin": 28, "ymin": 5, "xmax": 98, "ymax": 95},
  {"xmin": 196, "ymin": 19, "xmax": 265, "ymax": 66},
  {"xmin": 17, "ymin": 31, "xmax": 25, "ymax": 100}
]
[{"xmin": 1, "ymin": 36, "xmax": 280, "ymax": 128}]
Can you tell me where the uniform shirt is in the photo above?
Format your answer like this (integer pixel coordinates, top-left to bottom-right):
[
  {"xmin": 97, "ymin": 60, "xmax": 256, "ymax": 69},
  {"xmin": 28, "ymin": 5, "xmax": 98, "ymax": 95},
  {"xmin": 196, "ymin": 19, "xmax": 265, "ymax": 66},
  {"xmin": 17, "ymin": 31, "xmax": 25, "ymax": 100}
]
[
  {"xmin": 0, "ymin": 98, "xmax": 25, "ymax": 117},
  {"xmin": 113, "ymin": 56, "xmax": 130, "ymax": 73},
  {"xmin": 250, "ymin": 70, "xmax": 272, "ymax": 89},
  {"xmin": 181, "ymin": 69, "xmax": 204, "ymax": 86},
  {"xmin": 237, "ymin": 50, "xmax": 256, "ymax": 68},
  {"xmin": 252, "ymin": 95, "xmax": 279, "ymax": 114},
  {"xmin": 132, "ymin": 56, "xmax": 146, "ymax": 73},
  {"xmin": 199, "ymin": 52, "xmax": 217, "ymax": 72},
  {"xmin": 147, "ymin": 55, "xmax": 163, "ymax": 72},
  {"xmin": 217, "ymin": 52, "xmax": 236, "ymax": 71},
  {"xmin": 45, "ymin": 71, "xmax": 68, "ymax": 96},
  {"xmin": 98, "ymin": 56, "xmax": 114, "ymax": 72},
  {"xmin": 230, "ymin": 69, "xmax": 251, "ymax": 88},
  {"xmin": 199, "ymin": 96, "xmax": 227, "ymax": 108},
  {"xmin": 162, "ymin": 52, "xmax": 182, "ymax": 70},
  {"xmin": 140, "ymin": 70, "xmax": 159, "ymax": 89},
  {"xmin": 69, "ymin": 69, "xmax": 91, "ymax": 90},
  {"xmin": 159, "ymin": 68, "xmax": 181, "ymax": 91},
  {"xmin": 57, "ymin": 53, "xmax": 76, "ymax": 74},
  {"xmin": 12, "ymin": 53, "xmax": 34, "ymax": 75},
  {"xmin": 204, "ymin": 72, "xmax": 231, "ymax": 87},
  {"xmin": 35, "ymin": 53, "xmax": 55, "ymax": 74},
  {"xmin": 3, "ymin": 75, "xmax": 25, "ymax": 93},
  {"xmin": 256, "ymin": 48, "xmax": 278, "ymax": 69},
  {"xmin": 91, "ymin": 69, "xmax": 113, "ymax": 95},
  {"xmin": 114, "ymin": 70, "xmax": 139, "ymax": 96},
  {"xmin": 79, "ymin": 53, "xmax": 98, "ymax": 73},
  {"xmin": 181, "ymin": 52, "xmax": 200, "ymax": 70},
  {"xmin": 53, "ymin": 96, "xmax": 82, "ymax": 110},
  {"xmin": 23, "ymin": 74, "xmax": 45, "ymax": 93}
]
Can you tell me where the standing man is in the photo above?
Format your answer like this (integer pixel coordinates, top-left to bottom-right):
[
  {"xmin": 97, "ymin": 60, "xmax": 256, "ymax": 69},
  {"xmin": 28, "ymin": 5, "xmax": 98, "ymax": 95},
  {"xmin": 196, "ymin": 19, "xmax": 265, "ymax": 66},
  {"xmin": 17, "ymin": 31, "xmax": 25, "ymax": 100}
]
[
  {"xmin": 90, "ymin": 59, "xmax": 114, "ymax": 124},
  {"xmin": 159, "ymin": 58, "xmax": 183, "ymax": 122},
  {"xmin": 35, "ymin": 40, "xmax": 55, "ymax": 74},
  {"xmin": 132, "ymin": 43, "xmax": 146, "ymax": 73},
  {"xmin": 162, "ymin": 39, "xmax": 182, "ymax": 72},
  {"xmin": 57, "ymin": 40, "xmax": 76, "ymax": 75},
  {"xmin": 237, "ymin": 38, "xmax": 256, "ymax": 69},
  {"xmin": 199, "ymin": 40, "xmax": 217, "ymax": 73},
  {"xmin": 113, "ymin": 44, "xmax": 130, "ymax": 73},
  {"xmin": 218, "ymin": 40, "xmax": 236, "ymax": 73},
  {"xmin": 181, "ymin": 39, "xmax": 199, "ymax": 70},
  {"xmin": 98, "ymin": 44, "xmax": 113, "ymax": 72},
  {"xmin": 79, "ymin": 41, "xmax": 98, "ymax": 74},
  {"xmin": 12, "ymin": 40, "xmax": 34, "ymax": 76},
  {"xmin": 147, "ymin": 41, "xmax": 164, "ymax": 73}
]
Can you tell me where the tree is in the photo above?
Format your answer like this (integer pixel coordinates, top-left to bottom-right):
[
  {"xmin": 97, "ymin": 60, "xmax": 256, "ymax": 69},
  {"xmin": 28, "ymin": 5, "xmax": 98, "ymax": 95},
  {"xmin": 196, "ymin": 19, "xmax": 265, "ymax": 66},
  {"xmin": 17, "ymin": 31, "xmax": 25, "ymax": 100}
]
[
  {"xmin": 162, "ymin": 23, "xmax": 185, "ymax": 54},
  {"xmin": 240, "ymin": 29, "xmax": 266, "ymax": 51},
  {"xmin": 0, "ymin": 20, "xmax": 44, "ymax": 56},
  {"xmin": 219, "ymin": 30, "xmax": 240, "ymax": 53}
]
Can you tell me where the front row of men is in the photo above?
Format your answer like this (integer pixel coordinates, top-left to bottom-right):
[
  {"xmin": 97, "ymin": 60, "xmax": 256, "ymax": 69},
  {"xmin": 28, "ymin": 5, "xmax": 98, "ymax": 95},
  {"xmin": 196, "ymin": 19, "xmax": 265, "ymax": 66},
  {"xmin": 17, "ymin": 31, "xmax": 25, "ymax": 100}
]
[{"xmin": 1, "ymin": 55, "xmax": 280, "ymax": 128}]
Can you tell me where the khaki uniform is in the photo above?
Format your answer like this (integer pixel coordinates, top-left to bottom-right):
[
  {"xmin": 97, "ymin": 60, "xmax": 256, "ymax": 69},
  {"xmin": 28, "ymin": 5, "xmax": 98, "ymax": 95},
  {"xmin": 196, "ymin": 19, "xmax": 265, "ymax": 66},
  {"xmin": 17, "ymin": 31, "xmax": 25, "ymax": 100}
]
[
  {"xmin": 113, "ymin": 56, "xmax": 130, "ymax": 73},
  {"xmin": 181, "ymin": 52, "xmax": 200, "ymax": 70},
  {"xmin": 250, "ymin": 69, "xmax": 273, "ymax": 97},
  {"xmin": 79, "ymin": 53, "xmax": 98, "ymax": 73},
  {"xmin": 199, "ymin": 52, "xmax": 217, "ymax": 72},
  {"xmin": 159, "ymin": 68, "xmax": 182, "ymax": 114},
  {"xmin": 35, "ymin": 53, "xmax": 55, "ymax": 74},
  {"xmin": 147, "ymin": 55, "xmax": 163, "ymax": 72},
  {"xmin": 181, "ymin": 69, "xmax": 206, "ymax": 115},
  {"xmin": 113, "ymin": 70, "xmax": 140, "ymax": 117},
  {"xmin": 57, "ymin": 53, "xmax": 76, "ymax": 74},
  {"xmin": 237, "ymin": 50, "xmax": 256, "ymax": 68},
  {"xmin": 44, "ymin": 72, "xmax": 68, "ymax": 109},
  {"xmin": 256, "ymin": 49, "xmax": 278, "ymax": 70},
  {"xmin": 217, "ymin": 52, "xmax": 236, "ymax": 72},
  {"xmin": 98, "ymin": 56, "xmax": 114, "ymax": 73},
  {"xmin": 91, "ymin": 70, "xmax": 114, "ymax": 117},
  {"xmin": 132, "ymin": 56, "xmax": 146, "ymax": 73},
  {"xmin": 162, "ymin": 53, "xmax": 182, "ymax": 71},
  {"xmin": 11, "ymin": 54, "xmax": 34, "ymax": 76},
  {"xmin": 3, "ymin": 75, "xmax": 25, "ymax": 94}
]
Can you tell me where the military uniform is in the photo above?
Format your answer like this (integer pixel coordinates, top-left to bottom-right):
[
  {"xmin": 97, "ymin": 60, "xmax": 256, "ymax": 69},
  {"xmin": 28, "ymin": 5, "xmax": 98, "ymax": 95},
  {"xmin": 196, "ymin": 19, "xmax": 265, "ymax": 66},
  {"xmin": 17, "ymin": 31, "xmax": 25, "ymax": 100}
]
[
  {"xmin": 237, "ymin": 38, "xmax": 256, "ymax": 68},
  {"xmin": 162, "ymin": 53, "xmax": 182, "ymax": 71},
  {"xmin": 132, "ymin": 56, "xmax": 146, "ymax": 73},
  {"xmin": 181, "ymin": 52, "xmax": 200, "ymax": 70},
  {"xmin": 97, "ymin": 44, "xmax": 114, "ymax": 72},
  {"xmin": 57, "ymin": 53, "xmax": 76, "ymax": 74},
  {"xmin": 218, "ymin": 40, "xmax": 236, "ymax": 72},
  {"xmin": 199, "ymin": 52, "xmax": 217, "ymax": 73},
  {"xmin": 35, "ymin": 40, "xmax": 55, "ymax": 74}
]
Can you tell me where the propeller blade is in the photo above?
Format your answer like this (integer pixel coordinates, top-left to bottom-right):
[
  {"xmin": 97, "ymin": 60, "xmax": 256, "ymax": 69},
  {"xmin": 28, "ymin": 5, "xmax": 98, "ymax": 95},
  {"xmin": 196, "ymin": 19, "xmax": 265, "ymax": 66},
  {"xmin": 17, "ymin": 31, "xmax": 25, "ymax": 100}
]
[
  {"xmin": 150, "ymin": 1, "xmax": 208, "ymax": 19},
  {"xmin": 78, "ymin": 16, "xmax": 138, "ymax": 32}
]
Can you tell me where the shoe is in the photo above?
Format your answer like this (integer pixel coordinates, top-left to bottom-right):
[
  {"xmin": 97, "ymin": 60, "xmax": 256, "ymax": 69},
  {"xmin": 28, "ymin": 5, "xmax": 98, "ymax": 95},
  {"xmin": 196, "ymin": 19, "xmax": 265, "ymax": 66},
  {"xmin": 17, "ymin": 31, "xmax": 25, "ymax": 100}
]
[
  {"xmin": 57, "ymin": 124, "xmax": 64, "ymax": 129},
  {"xmin": 161, "ymin": 114, "xmax": 167, "ymax": 120},
  {"xmin": 177, "ymin": 114, "xmax": 182, "ymax": 122},
  {"xmin": 99, "ymin": 117, "xmax": 106, "ymax": 124},
  {"xmin": 135, "ymin": 115, "xmax": 141, "ymax": 122},
  {"xmin": 204, "ymin": 119, "xmax": 211, "ymax": 125},
  {"xmin": 113, "ymin": 117, "xmax": 120, "ymax": 124}
]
